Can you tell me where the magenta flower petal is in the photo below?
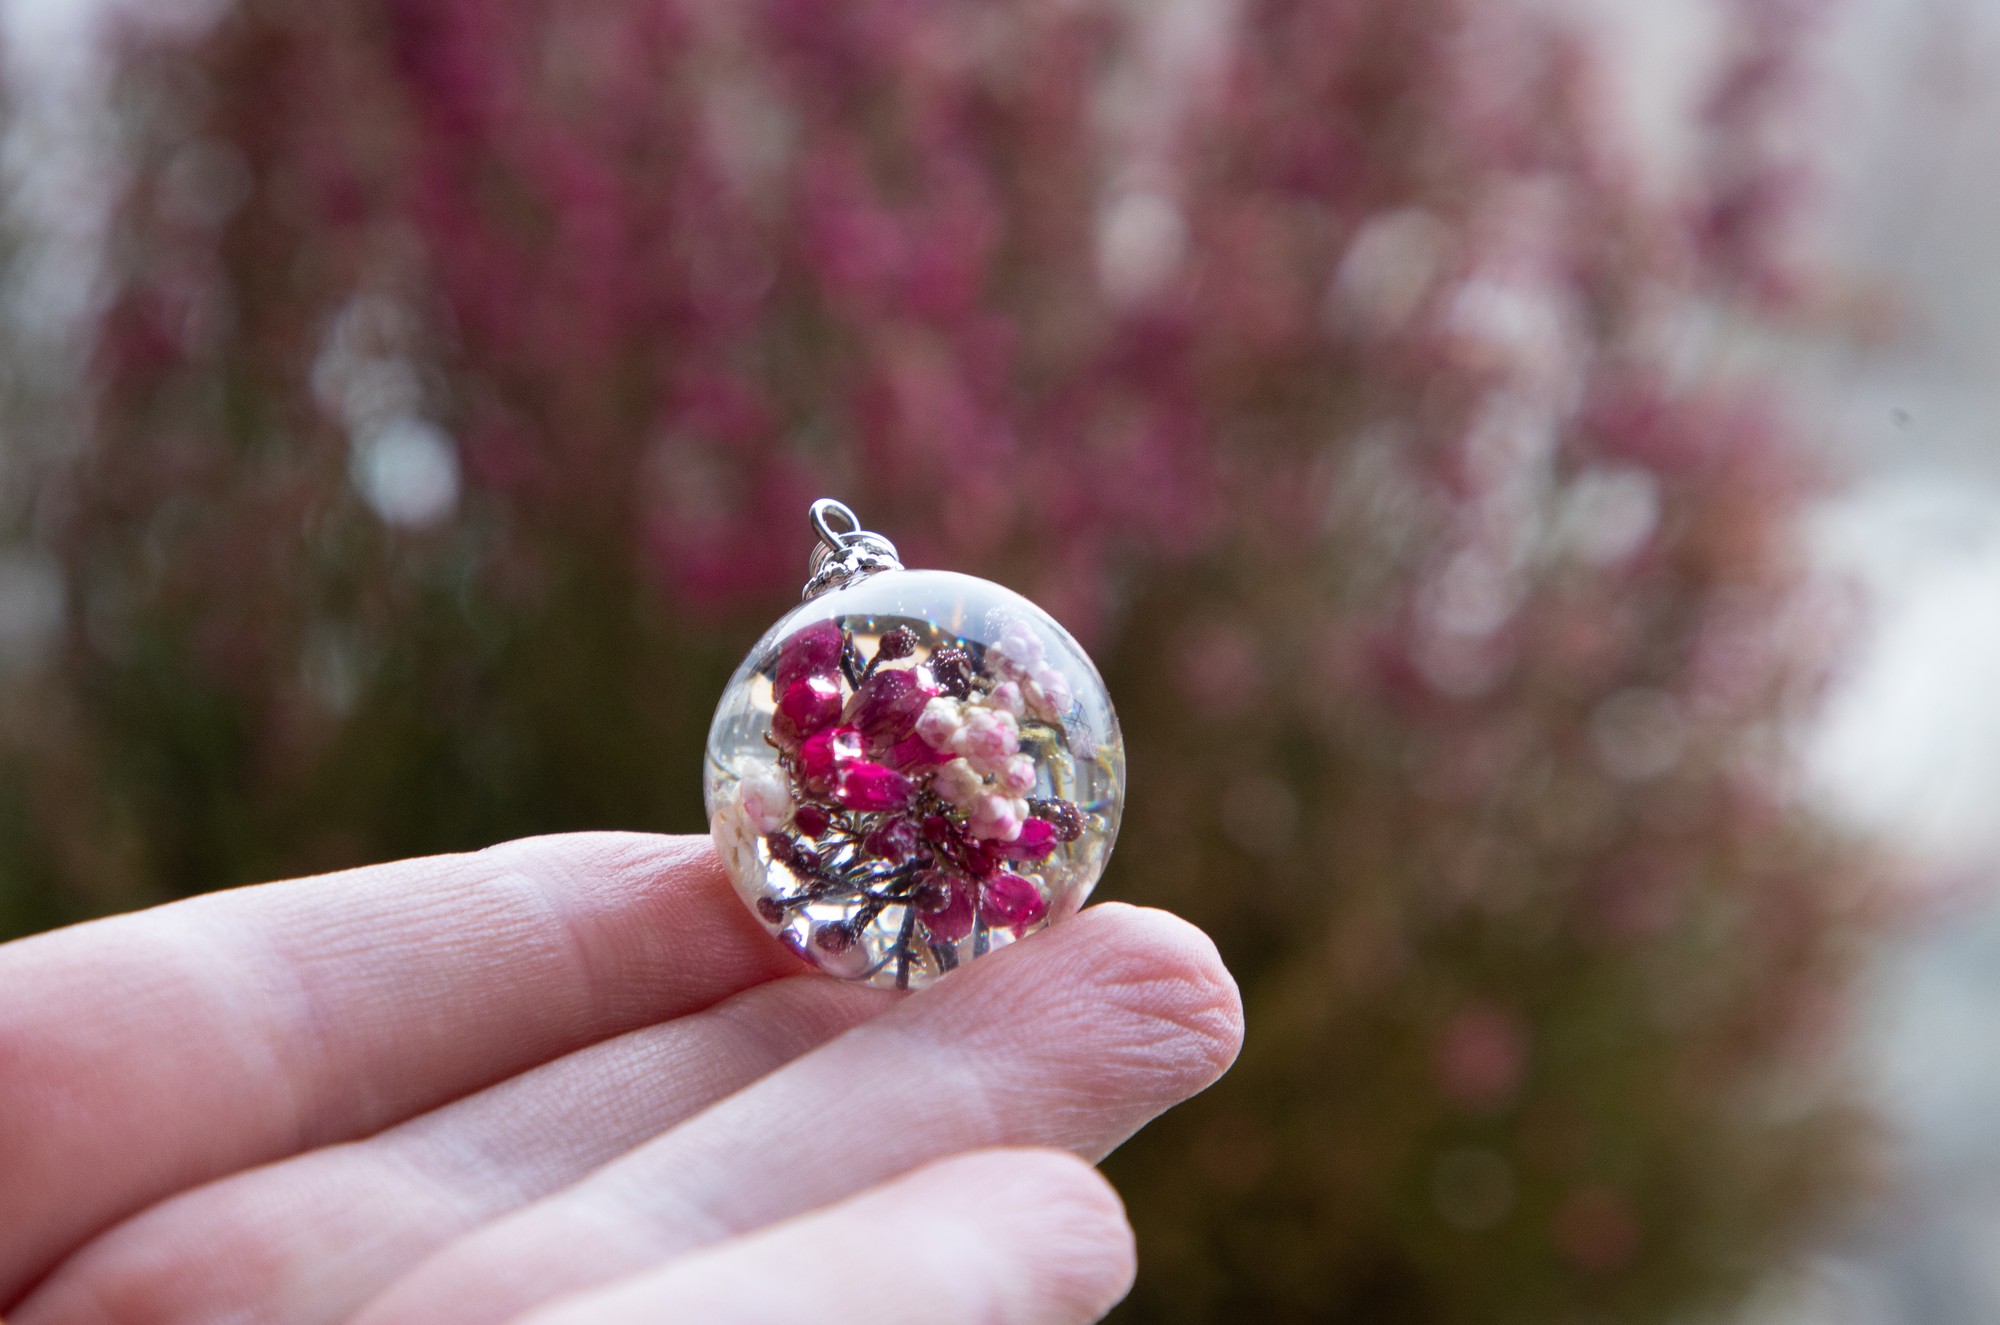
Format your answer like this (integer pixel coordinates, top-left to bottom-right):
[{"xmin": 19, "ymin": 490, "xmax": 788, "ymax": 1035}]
[
  {"xmin": 774, "ymin": 619, "xmax": 844, "ymax": 691},
  {"xmin": 916, "ymin": 875, "xmax": 975, "ymax": 944},
  {"xmin": 959, "ymin": 837, "xmax": 999, "ymax": 879},
  {"xmin": 798, "ymin": 724, "xmax": 863, "ymax": 789},
  {"xmin": 846, "ymin": 666, "xmax": 936, "ymax": 746},
  {"xmin": 834, "ymin": 760, "xmax": 917, "ymax": 812},
  {"xmin": 997, "ymin": 817, "xmax": 1059, "ymax": 861},
  {"xmin": 979, "ymin": 872, "xmax": 1049, "ymax": 932},
  {"xmin": 883, "ymin": 731, "xmax": 953, "ymax": 771},
  {"xmin": 775, "ymin": 673, "xmax": 843, "ymax": 744},
  {"xmin": 863, "ymin": 816, "xmax": 922, "ymax": 864}
]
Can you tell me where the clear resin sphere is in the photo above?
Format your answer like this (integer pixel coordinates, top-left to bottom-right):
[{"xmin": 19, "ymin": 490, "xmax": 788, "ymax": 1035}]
[{"xmin": 705, "ymin": 569, "xmax": 1124, "ymax": 990}]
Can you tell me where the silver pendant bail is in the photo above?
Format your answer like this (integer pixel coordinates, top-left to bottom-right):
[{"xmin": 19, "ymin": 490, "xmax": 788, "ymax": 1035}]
[{"xmin": 802, "ymin": 498, "xmax": 903, "ymax": 600}]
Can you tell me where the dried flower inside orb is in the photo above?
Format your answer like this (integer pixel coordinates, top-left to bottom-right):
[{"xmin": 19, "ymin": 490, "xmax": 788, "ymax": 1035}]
[{"xmin": 705, "ymin": 509, "xmax": 1124, "ymax": 989}]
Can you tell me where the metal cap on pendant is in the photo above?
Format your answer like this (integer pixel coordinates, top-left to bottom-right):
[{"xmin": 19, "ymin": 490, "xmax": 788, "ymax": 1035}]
[{"xmin": 802, "ymin": 498, "xmax": 903, "ymax": 600}]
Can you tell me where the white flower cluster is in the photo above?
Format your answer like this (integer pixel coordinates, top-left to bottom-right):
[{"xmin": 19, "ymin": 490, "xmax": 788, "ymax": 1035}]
[
  {"xmin": 712, "ymin": 764, "xmax": 794, "ymax": 916},
  {"xmin": 984, "ymin": 620, "xmax": 1073, "ymax": 725},
  {"xmin": 738, "ymin": 768, "xmax": 792, "ymax": 834},
  {"xmin": 710, "ymin": 780, "xmax": 764, "ymax": 894},
  {"xmin": 918, "ymin": 685, "xmax": 1038, "ymax": 842}
]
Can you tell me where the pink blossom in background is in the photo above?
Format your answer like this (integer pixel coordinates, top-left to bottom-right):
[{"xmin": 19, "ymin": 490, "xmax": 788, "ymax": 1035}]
[{"xmin": 0, "ymin": 0, "xmax": 1886, "ymax": 1319}]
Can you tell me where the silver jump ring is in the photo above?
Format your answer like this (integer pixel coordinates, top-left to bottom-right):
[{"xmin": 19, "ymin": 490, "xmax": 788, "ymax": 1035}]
[
  {"xmin": 801, "ymin": 498, "xmax": 903, "ymax": 601},
  {"xmin": 810, "ymin": 498, "xmax": 864, "ymax": 551}
]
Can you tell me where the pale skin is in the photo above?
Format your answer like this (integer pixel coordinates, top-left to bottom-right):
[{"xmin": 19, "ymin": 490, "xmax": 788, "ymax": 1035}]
[{"xmin": 0, "ymin": 832, "xmax": 1244, "ymax": 1324}]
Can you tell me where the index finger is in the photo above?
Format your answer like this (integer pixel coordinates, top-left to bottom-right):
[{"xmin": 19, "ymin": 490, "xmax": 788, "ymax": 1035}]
[{"xmin": 0, "ymin": 832, "xmax": 798, "ymax": 1306}]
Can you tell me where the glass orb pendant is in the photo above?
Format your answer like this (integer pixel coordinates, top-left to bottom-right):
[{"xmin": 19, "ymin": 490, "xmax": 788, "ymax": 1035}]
[{"xmin": 704, "ymin": 500, "xmax": 1125, "ymax": 990}]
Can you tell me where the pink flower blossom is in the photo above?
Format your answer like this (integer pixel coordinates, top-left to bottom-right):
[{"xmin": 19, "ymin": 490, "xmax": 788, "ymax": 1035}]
[
  {"xmin": 739, "ymin": 770, "xmax": 792, "ymax": 834},
  {"xmin": 949, "ymin": 706, "xmax": 1019, "ymax": 774},
  {"xmin": 990, "ymin": 622, "xmax": 1047, "ymax": 671},
  {"xmin": 986, "ymin": 623, "xmax": 1073, "ymax": 723},
  {"xmin": 998, "ymin": 816, "xmax": 1059, "ymax": 861},
  {"xmin": 979, "ymin": 872, "xmax": 1049, "ymax": 933},
  {"xmin": 834, "ymin": 761, "xmax": 917, "ymax": 813},
  {"xmin": 915, "ymin": 696, "xmax": 965, "ymax": 750},
  {"xmin": 882, "ymin": 732, "xmax": 953, "ymax": 771},
  {"xmin": 1435, "ymin": 1004, "xmax": 1530, "ymax": 1115},
  {"xmin": 932, "ymin": 757, "xmax": 984, "ymax": 808},
  {"xmin": 775, "ymin": 620, "xmax": 844, "ymax": 691},
  {"xmin": 846, "ymin": 666, "xmax": 936, "ymax": 746},
  {"xmin": 775, "ymin": 674, "xmax": 843, "ymax": 744},
  {"xmin": 1030, "ymin": 672, "xmax": 1072, "ymax": 724},
  {"xmin": 863, "ymin": 817, "xmax": 922, "ymax": 863},
  {"xmin": 916, "ymin": 873, "xmax": 975, "ymax": 943},
  {"xmin": 798, "ymin": 724, "xmax": 863, "ymax": 790},
  {"xmin": 967, "ymin": 792, "xmax": 1029, "ymax": 842},
  {"xmin": 997, "ymin": 753, "xmax": 1037, "ymax": 796}
]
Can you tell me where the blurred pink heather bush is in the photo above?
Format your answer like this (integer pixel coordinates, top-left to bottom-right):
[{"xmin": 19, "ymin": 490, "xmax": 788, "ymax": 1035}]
[{"xmin": 0, "ymin": 0, "xmax": 1881, "ymax": 1318}]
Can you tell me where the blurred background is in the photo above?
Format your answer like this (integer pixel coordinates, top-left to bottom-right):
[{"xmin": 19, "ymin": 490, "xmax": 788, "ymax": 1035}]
[{"xmin": 3, "ymin": 0, "xmax": 1999, "ymax": 1319}]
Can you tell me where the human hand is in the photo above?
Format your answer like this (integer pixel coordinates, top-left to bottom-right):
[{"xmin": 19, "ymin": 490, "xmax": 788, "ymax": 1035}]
[{"xmin": 0, "ymin": 833, "xmax": 1242, "ymax": 1324}]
